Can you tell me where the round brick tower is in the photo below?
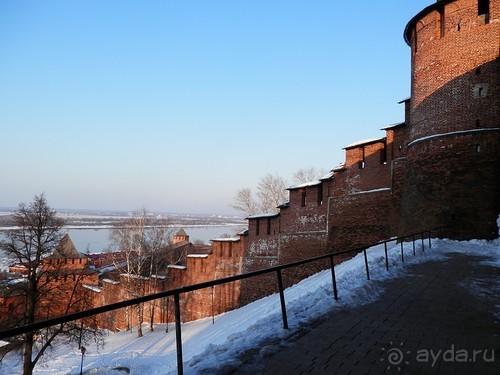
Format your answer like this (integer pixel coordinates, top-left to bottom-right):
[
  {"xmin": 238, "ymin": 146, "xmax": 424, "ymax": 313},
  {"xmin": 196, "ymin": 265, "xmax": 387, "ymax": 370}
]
[{"xmin": 400, "ymin": 0, "xmax": 499, "ymax": 239}]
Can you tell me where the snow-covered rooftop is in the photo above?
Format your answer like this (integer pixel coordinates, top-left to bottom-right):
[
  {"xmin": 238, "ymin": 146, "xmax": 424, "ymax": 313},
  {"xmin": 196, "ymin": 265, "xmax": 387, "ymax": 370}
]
[
  {"xmin": 381, "ymin": 122, "xmax": 405, "ymax": 130},
  {"xmin": 246, "ymin": 212, "xmax": 280, "ymax": 220},
  {"xmin": 151, "ymin": 274, "xmax": 167, "ymax": 280},
  {"xmin": 343, "ymin": 137, "xmax": 385, "ymax": 150},
  {"xmin": 332, "ymin": 163, "xmax": 346, "ymax": 172},
  {"xmin": 82, "ymin": 284, "xmax": 101, "ymax": 293},
  {"xmin": 320, "ymin": 170, "xmax": 334, "ymax": 180},
  {"xmin": 210, "ymin": 237, "xmax": 240, "ymax": 243},
  {"xmin": 287, "ymin": 180, "xmax": 321, "ymax": 190},
  {"xmin": 168, "ymin": 264, "xmax": 187, "ymax": 270}
]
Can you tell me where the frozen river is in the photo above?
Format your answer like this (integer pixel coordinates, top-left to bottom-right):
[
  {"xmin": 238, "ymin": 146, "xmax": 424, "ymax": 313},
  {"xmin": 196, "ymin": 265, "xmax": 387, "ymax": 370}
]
[{"xmin": 0, "ymin": 224, "xmax": 247, "ymax": 255}]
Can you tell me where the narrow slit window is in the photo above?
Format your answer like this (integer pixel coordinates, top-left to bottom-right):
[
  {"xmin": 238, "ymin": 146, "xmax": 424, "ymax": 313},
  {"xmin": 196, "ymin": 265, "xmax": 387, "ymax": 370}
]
[
  {"xmin": 301, "ymin": 190, "xmax": 306, "ymax": 207},
  {"xmin": 255, "ymin": 219, "xmax": 260, "ymax": 236},
  {"xmin": 478, "ymin": 0, "xmax": 489, "ymax": 16},
  {"xmin": 439, "ymin": 8, "xmax": 445, "ymax": 38},
  {"xmin": 267, "ymin": 218, "xmax": 271, "ymax": 235},
  {"xmin": 317, "ymin": 184, "xmax": 323, "ymax": 206},
  {"xmin": 359, "ymin": 146, "xmax": 366, "ymax": 169},
  {"xmin": 380, "ymin": 144, "xmax": 387, "ymax": 164},
  {"xmin": 478, "ymin": 0, "xmax": 490, "ymax": 23},
  {"xmin": 475, "ymin": 144, "xmax": 482, "ymax": 153}
]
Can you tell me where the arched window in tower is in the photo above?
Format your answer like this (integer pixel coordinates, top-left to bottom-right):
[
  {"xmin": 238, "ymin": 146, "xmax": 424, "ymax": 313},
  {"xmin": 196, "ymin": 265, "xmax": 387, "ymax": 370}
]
[{"xmin": 478, "ymin": 0, "xmax": 490, "ymax": 24}]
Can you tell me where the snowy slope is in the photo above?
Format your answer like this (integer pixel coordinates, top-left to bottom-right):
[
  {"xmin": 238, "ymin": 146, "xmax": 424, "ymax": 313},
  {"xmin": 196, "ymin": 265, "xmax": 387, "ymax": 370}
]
[{"xmin": 0, "ymin": 238, "xmax": 498, "ymax": 374}]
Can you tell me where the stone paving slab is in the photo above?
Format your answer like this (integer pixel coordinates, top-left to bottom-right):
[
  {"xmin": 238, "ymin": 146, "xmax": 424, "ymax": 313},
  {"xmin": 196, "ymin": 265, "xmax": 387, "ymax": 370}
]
[{"xmin": 228, "ymin": 252, "xmax": 500, "ymax": 374}]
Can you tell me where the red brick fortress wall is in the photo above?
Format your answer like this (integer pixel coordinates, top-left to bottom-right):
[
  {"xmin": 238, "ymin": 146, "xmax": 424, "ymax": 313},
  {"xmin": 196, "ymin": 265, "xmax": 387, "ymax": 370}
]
[{"xmin": 401, "ymin": 0, "xmax": 500, "ymax": 239}]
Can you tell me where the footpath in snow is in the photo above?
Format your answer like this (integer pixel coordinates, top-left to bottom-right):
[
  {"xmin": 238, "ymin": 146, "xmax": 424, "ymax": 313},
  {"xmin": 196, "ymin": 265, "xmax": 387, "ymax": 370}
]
[{"xmin": 0, "ymin": 238, "xmax": 498, "ymax": 374}]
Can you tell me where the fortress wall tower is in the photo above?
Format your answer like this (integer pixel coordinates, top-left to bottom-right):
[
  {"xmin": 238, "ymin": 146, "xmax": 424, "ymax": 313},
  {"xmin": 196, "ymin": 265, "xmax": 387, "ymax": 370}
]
[{"xmin": 401, "ymin": 0, "xmax": 499, "ymax": 239}]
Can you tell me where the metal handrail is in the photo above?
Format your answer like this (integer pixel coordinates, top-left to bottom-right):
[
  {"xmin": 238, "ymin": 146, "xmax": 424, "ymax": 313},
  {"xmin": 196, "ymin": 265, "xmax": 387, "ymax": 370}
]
[{"xmin": 0, "ymin": 227, "xmax": 443, "ymax": 374}]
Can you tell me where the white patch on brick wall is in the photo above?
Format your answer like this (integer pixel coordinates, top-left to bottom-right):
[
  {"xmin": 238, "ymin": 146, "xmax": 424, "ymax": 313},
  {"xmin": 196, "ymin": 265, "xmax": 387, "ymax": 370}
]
[
  {"xmin": 298, "ymin": 214, "xmax": 326, "ymax": 226},
  {"xmin": 248, "ymin": 238, "xmax": 279, "ymax": 257}
]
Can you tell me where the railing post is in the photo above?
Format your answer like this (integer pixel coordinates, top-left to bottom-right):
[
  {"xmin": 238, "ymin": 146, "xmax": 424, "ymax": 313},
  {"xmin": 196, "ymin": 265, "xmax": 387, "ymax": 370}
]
[
  {"xmin": 412, "ymin": 235, "xmax": 416, "ymax": 256},
  {"xmin": 421, "ymin": 233, "xmax": 425, "ymax": 253},
  {"xmin": 384, "ymin": 242, "xmax": 389, "ymax": 271},
  {"xmin": 428, "ymin": 231, "xmax": 432, "ymax": 248},
  {"xmin": 400, "ymin": 241, "xmax": 404, "ymax": 263},
  {"xmin": 276, "ymin": 269, "xmax": 288, "ymax": 329},
  {"xmin": 329, "ymin": 255, "xmax": 338, "ymax": 300},
  {"xmin": 166, "ymin": 297, "xmax": 169, "ymax": 333},
  {"xmin": 363, "ymin": 249, "xmax": 370, "ymax": 280},
  {"xmin": 211, "ymin": 286, "xmax": 215, "ymax": 325},
  {"xmin": 174, "ymin": 293, "xmax": 183, "ymax": 375}
]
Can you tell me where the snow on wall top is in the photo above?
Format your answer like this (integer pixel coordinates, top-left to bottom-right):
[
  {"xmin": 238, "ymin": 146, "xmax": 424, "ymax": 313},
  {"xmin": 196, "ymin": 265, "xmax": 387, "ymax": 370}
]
[
  {"xmin": 343, "ymin": 137, "xmax": 385, "ymax": 150},
  {"xmin": 168, "ymin": 264, "xmax": 187, "ymax": 270},
  {"xmin": 82, "ymin": 284, "xmax": 101, "ymax": 293},
  {"xmin": 287, "ymin": 180, "xmax": 322, "ymax": 190},
  {"xmin": 246, "ymin": 212, "xmax": 280, "ymax": 220},
  {"xmin": 210, "ymin": 237, "xmax": 240, "ymax": 242},
  {"xmin": 320, "ymin": 170, "xmax": 334, "ymax": 180}
]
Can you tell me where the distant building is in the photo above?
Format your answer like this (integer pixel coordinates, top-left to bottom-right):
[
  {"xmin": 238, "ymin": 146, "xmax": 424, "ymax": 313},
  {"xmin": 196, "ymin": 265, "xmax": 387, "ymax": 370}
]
[{"xmin": 0, "ymin": 234, "xmax": 99, "ymax": 327}]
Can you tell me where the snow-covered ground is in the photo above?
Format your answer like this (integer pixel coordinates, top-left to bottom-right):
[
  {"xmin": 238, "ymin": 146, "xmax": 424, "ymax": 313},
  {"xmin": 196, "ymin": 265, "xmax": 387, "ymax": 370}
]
[{"xmin": 0, "ymin": 238, "xmax": 498, "ymax": 374}]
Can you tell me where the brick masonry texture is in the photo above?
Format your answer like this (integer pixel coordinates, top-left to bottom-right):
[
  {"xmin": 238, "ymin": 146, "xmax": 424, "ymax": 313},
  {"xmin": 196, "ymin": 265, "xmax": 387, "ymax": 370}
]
[
  {"xmin": 61, "ymin": 0, "xmax": 500, "ymax": 327},
  {"xmin": 241, "ymin": 0, "xmax": 499, "ymax": 302},
  {"xmin": 4, "ymin": 1, "xmax": 497, "ymax": 330}
]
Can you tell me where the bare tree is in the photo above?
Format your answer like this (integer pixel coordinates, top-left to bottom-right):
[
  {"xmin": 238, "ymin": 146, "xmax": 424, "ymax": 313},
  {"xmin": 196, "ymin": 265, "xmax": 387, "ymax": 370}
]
[
  {"xmin": 293, "ymin": 167, "xmax": 327, "ymax": 185},
  {"xmin": 256, "ymin": 173, "xmax": 288, "ymax": 213},
  {"xmin": 231, "ymin": 188, "xmax": 258, "ymax": 216},
  {"xmin": 231, "ymin": 168, "xmax": 329, "ymax": 216},
  {"xmin": 108, "ymin": 209, "xmax": 173, "ymax": 337},
  {"xmin": 0, "ymin": 194, "xmax": 101, "ymax": 375},
  {"xmin": 143, "ymin": 220, "xmax": 175, "ymax": 331},
  {"xmin": 231, "ymin": 173, "xmax": 289, "ymax": 216}
]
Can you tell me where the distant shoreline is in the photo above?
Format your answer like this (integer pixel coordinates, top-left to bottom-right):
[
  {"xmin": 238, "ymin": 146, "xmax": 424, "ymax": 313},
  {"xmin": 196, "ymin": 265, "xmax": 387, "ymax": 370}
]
[
  {"xmin": 0, "ymin": 209, "xmax": 246, "ymax": 232},
  {"xmin": 0, "ymin": 223, "xmax": 247, "ymax": 231}
]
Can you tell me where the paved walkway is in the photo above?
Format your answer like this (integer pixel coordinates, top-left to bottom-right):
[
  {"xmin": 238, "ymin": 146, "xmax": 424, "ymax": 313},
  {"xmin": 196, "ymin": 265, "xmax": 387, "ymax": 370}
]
[{"xmin": 228, "ymin": 252, "xmax": 500, "ymax": 374}]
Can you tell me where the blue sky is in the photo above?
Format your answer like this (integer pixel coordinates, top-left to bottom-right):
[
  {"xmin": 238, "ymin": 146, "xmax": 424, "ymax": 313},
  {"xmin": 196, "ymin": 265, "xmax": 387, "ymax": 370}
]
[{"xmin": 0, "ymin": 1, "xmax": 430, "ymax": 215}]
